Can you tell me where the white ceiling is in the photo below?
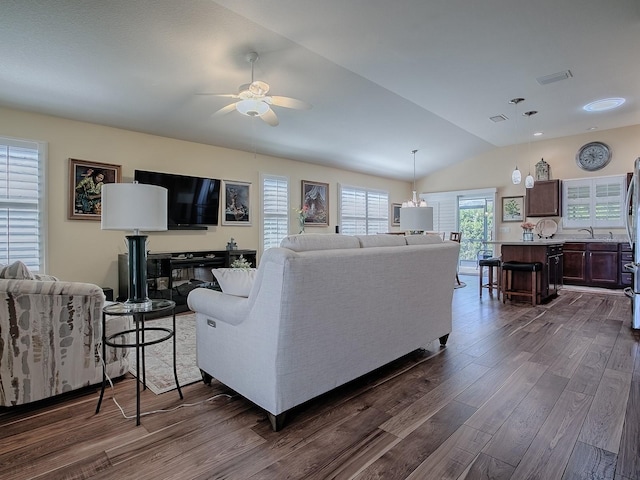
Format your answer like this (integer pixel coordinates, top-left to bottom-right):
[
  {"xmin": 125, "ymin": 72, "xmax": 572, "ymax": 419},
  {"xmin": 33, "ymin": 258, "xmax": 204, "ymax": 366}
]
[{"xmin": 1, "ymin": 0, "xmax": 639, "ymax": 180}]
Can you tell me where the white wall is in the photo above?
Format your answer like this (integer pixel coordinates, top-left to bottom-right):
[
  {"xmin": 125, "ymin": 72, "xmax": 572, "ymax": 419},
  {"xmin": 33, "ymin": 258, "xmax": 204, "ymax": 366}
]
[
  {"xmin": 0, "ymin": 107, "xmax": 410, "ymax": 290},
  {"xmin": 418, "ymin": 124, "xmax": 640, "ymax": 241}
]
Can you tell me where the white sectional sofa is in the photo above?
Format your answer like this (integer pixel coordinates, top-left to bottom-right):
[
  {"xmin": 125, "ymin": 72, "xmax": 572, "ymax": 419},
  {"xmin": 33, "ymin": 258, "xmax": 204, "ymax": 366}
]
[{"xmin": 187, "ymin": 233, "xmax": 460, "ymax": 430}]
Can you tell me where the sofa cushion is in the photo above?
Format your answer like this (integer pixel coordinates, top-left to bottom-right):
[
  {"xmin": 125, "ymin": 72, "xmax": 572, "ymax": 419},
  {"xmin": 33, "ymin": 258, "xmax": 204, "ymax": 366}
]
[
  {"xmin": 280, "ymin": 234, "xmax": 360, "ymax": 252},
  {"xmin": 355, "ymin": 234, "xmax": 407, "ymax": 248},
  {"xmin": 0, "ymin": 260, "xmax": 35, "ymax": 280},
  {"xmin": 405, "ymin": 234, "xmax": 444, "ymax": 245},
  {"xmin": 212, "ymin": 268, "xmax": 257, "ymax": 297}
]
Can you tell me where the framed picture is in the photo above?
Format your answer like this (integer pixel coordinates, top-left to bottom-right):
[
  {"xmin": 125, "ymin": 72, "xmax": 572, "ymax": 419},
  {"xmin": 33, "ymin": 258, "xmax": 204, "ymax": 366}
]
[
  {"xmin": 391, "ymin": 203, "xmax": 402, "ymax": 226},
  {"xmin": 222, "ymin": 180, "xmax": 251, "ymax": 226},
  {"xmin": 502, "ymin": 196, "xmax": 524, "ymax": 222},
  {"xmin": 68, "ymin": 158, "xmax": 121, "ymax": 220},
  {"xmin": 301, "ymin": 180, "xmax": 329, "ymax": 226}
]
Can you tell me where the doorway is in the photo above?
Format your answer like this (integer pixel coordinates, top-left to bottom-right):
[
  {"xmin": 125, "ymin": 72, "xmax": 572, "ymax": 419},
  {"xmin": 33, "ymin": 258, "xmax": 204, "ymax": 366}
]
[{"xmin": 457, "ymin": 196, "xmax": 495, "ymax": 274}]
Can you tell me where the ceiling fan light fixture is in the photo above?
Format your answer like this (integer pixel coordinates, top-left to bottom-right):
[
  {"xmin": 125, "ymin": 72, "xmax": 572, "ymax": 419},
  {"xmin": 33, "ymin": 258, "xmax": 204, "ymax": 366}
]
[
  {"xmin": 249, "ymin": 80, "xmax": 270, "ymax": 96},
  {"xmin": 236, "ymin": 99, "xmax": 269, "ymax": 117}
]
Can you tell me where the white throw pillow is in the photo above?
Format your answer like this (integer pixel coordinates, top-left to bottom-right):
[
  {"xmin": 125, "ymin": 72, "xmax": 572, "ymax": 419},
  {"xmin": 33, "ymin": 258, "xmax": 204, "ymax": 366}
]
[
  {"xmin": 0, "ymin": 260, "xmax": 35, "ymax": 280},
  {"xmin": 212, "ymin": 268, "xmax": 257, "ymax": 297}
]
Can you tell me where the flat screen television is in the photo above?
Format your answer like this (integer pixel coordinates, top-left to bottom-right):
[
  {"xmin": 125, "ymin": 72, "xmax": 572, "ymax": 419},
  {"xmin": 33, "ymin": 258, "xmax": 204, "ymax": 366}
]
[{"xmin": 134, "ymin": 170, "xmax": 221, "ymax": 229}]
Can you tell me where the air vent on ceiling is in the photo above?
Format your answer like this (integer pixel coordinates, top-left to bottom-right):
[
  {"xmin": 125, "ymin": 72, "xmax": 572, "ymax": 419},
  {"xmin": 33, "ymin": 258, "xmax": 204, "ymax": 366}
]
[
  {"xmin": 536, "ymin": 70, "xmax": 573, "ymax": 85},
  {"xmin": 489, "ymin": 114, "xmax": 508, "ymax": 123}
]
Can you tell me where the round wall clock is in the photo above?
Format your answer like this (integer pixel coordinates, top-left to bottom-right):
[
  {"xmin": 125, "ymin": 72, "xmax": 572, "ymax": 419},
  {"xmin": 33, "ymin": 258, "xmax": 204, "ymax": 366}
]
[{"xmin": 576, "ymin": 141, "xmax": 611, "ymax": 171}]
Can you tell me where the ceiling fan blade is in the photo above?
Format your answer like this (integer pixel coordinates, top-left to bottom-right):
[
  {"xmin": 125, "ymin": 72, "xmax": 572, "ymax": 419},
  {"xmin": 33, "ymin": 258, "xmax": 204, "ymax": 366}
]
[
  {"xmin": 268, "ymin": 96, "xmax": 312, "ymax": 110},
  {"xmin": 261, "ymin": 108, "xmax": 279, "ymax": 126},
  {"xmin": 212, "ymin": 103, "xmax": 238, "ymax": 117},
  {"xmin": 197, "ymin": 93, "xmax": 240, "ymax": 99}
]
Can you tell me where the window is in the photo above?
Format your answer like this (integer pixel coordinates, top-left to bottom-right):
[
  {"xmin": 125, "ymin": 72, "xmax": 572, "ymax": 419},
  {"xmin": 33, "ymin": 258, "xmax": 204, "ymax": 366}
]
[
  {"xmin": 563, "ymin": 175, "xmax": 625, "ymax": 229},
  {"xmin": 261, "ymin": 174, "xmax": 289, "ymax": 251},
  {"xmin": 0, "ymin": 137, "xmax": 46, "ymax": 272},
  {"xmin": 339, "ymin": 184, "xmax": 388, "ymax": 235}
]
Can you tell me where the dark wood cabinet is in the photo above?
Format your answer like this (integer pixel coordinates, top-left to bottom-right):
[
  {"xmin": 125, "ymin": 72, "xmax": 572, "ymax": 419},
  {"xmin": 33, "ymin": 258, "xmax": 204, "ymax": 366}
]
[
  {"xmin": 563, "ymin": 242, "xmax": 623, "ymax": 288},
  {"xmin": 525, "ymin": 179, "xmax": 561, "ymax": 217},
  {"xmin": 562, "ymin": 243, "xmax": 587, "ymax": 283},
  {"xmin": 587, "ymin": 243, "xmax": 618, "ymax": 286},
  {"xmin": 118, "ymin": 249, "xmax": 257, "ymax": 313},
  {"xmin": 619, "ymin": 242, "xmax": 633, "ymax": 287}
]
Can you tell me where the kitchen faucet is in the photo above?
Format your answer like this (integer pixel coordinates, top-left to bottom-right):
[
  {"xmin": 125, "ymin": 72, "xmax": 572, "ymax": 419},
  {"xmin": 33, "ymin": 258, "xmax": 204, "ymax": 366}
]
[{"xmin": 578, "ymin": 226, "xmax": 594, "ymax": 238}]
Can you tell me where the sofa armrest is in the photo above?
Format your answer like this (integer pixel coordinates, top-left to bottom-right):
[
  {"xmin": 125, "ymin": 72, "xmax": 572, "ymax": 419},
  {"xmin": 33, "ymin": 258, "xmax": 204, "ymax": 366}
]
[
  {"xmin": 187, "ymin": 288, "xmax": 250, "ymax": 325},
  {"xmin": 0, "ymin": 278, "xmax": 105, "ymax": 298}
]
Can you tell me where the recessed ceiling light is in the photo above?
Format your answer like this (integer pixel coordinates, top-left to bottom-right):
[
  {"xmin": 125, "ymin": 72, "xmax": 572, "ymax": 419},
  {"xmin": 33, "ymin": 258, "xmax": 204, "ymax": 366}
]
[
  {"xmin": 533, "ymin": 132, "xmax": 543, "ymax": 136},
  {"xmin": 583, "ymin": 98, "xmax": 626, "ymax": 112}
]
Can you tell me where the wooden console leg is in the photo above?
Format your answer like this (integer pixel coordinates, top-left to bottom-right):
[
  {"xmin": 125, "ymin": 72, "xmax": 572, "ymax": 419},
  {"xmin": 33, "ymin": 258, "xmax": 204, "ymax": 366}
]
[{"xmin": 267, "ymin": 412, "xmax": 287, "ymax": 431}]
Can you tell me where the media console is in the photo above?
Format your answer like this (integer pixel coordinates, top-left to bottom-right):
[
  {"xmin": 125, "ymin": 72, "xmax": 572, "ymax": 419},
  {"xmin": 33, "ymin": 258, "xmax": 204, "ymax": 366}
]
[{"xmin": 118, "ymin": 249, "xmax": 256, "ymax": 313}]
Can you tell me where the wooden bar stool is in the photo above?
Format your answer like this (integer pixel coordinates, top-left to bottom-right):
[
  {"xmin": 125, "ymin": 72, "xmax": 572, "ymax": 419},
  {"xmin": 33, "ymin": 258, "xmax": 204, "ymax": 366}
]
[
  {"xmin": 479, "ymin": 257, "xmax": 501, "ymax": 299},
  {"xmin": 501, "ymin": 261, "xmax": 542, "ymax": 306}
]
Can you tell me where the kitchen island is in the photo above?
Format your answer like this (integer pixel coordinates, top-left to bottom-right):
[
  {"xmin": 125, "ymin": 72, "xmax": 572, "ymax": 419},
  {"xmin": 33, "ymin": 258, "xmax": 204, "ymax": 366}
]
[{"xmin": 488, "ymin": 240, "xmax": 564, "ymax": 304}]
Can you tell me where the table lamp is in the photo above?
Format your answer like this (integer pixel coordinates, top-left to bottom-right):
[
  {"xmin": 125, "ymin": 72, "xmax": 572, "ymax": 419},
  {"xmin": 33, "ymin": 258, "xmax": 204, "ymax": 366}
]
[{"xmin": 101, "ymin": 182, "xmax": 168, "ymax": 310}]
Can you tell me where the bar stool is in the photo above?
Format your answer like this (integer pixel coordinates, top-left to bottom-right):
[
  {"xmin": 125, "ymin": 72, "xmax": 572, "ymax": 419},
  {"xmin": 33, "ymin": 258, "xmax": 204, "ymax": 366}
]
[
  {"xmin": 479, "ymin": 257, "xmax": 501, "ymax": 298},
  {"xmin": 502, "ymin": 261, "xmax": 542, "ymax": 306}
]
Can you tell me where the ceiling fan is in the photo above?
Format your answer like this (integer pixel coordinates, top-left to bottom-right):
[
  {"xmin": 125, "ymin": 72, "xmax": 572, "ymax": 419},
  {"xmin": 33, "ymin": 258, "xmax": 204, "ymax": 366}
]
[{"xmin": 203, "ymin": 52, "xmax": 311, "ymax": 126}]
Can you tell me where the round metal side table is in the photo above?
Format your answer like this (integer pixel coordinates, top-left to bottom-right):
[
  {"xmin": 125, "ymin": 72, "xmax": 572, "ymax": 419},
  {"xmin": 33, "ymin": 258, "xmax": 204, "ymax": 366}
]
[{"xmin": 95, "ymin": 299, "xmax": 183, "ymax": 425}]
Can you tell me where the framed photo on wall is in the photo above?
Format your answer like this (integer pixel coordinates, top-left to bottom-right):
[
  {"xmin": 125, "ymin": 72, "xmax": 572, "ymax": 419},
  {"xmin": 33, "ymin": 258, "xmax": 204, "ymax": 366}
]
[
  {"xmin": 391, "ymin": 203, "xmax": 402, "ymax": 226},
  {"xmin": 68, "ymin": 158, "xmax": 121, "ymax": 220},
  {"xmin": 502, "ymin": 195, "xmax": 524, "ymax": 222},
  {"xmin": 301, "ymin": 180, "xmax": 329, "ymax": 226},
  {"xmin": 222, "ymin": 180, "xmax": 251, "ymax": 226}
]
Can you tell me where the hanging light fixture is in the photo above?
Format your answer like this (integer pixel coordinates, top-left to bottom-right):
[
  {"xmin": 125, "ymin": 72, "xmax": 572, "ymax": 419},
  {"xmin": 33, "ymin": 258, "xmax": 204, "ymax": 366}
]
[
  {"xmin": 509, "ymin": 98, "xmax": 524, "ymax": 184},
  {"xmin": 523, "ymin": 110, "xmax": 538, "ymax": 189},
  {"xmin": 400, "ymin": 149, "xmax": 433, "ymax": 233},
  {"xmin": 402, "ymin": 149, "xmax": 426, "ymax": 208}
]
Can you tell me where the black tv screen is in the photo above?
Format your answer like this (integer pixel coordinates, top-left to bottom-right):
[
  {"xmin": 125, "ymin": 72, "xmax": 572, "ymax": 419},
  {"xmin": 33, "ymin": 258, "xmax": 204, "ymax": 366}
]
[{"xmin": 134, "ymin": 170, "xmax": 221, "ymax": 228}]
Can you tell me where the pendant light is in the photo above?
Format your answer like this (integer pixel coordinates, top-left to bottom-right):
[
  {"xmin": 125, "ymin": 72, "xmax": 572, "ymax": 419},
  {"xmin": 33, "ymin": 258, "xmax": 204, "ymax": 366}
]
[
  {"xmin": 523, "ymin": 110, "xmax": 538, "ymax": 189},
  {"xmin": 509, "ymin": 98, "xmax": 524, "ymax": 184},
  {"xmin": 402, "ymin": 149, "xmax": 427, "ymax": 208},
  {"xmin": 400, "ymin": 149, "xmax": 433, "ymax": 233}
]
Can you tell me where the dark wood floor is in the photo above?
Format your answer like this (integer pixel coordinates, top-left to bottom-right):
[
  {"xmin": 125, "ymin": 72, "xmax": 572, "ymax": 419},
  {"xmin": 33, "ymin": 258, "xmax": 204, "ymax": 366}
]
[{"xmin": 2, "ymin": 276, "xmax": 640, "ymax": 479}]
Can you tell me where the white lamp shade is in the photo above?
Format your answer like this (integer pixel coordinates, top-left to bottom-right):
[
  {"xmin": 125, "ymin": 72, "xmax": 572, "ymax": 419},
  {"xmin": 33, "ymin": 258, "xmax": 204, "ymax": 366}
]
[
  {"xmin": 400, "ymin": 206, "xmax": 434, "ymax": 231},
  {"xmin": 101, "ymin": 183, "xmax": 168, "ymax": 231}
]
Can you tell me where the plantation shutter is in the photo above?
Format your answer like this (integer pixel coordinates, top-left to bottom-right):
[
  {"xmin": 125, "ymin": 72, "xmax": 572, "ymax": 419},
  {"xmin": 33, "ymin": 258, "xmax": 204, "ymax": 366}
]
[
  {"xmin": 262, "ymin": 174, "xmax": 289, "ymax": 251},
  {"xmin": 339, "ymin": 184, "xmax": 388, "ymax": 235},
  {"xmin": 563, "ymin": 175, "xmax": 625, "ymax": 228},
  {"xmin": 0, "ymin": 138, "xmax": 46, "ymax": 272}
]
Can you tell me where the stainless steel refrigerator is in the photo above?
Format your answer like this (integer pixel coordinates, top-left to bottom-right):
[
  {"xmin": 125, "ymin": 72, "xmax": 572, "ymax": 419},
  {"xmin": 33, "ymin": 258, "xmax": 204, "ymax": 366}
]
[{"xmin": 624, "ymin": 157, "xmax": 640, "ymax": 329}]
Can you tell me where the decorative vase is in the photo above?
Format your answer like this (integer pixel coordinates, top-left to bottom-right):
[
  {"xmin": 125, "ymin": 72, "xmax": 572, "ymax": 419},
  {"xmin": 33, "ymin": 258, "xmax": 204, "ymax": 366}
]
[
  {"xmin": 522, "ymin": 229, "xmax": 534, "ymax": 241},
  {"xmin": 299, "ymin": 217, "xmax": 305, "ymax": 234}
]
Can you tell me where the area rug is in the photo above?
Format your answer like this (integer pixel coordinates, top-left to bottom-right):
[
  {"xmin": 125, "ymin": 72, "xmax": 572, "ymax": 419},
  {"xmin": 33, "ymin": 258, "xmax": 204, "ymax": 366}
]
[{"xmin": 127, "ymin": 313, "xmax": 202, "ymax": 394}]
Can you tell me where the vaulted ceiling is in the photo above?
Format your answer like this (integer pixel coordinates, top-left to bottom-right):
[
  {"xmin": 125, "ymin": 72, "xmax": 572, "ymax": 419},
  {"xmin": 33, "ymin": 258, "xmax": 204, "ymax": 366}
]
[{"xmin": 1, "ymin": 0, "xmax": 639, "ymax": 180}]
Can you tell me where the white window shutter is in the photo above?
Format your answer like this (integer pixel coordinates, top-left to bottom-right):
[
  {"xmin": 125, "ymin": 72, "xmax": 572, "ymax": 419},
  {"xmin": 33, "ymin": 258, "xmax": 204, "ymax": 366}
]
[
  {"xmin": 262, "ymin": 175, "xmax": 289, "ymax": 250},
  {"xmin": 0, "ymin": 139, "xmax": 45, "ymax": 272}
]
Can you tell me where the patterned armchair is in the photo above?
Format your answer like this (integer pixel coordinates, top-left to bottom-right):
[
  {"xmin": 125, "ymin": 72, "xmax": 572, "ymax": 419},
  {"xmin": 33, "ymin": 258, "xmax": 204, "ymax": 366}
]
[{"xmin": 0, "ymin": 262, "xmax": 129, "ymax": 406}]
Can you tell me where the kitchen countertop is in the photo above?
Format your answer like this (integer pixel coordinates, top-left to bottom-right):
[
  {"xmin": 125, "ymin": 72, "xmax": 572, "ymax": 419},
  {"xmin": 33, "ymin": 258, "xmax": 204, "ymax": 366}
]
[
  {"xmin": 486, "ymin": 240, "xmax": 565, "ymax": 246},
  {"xmin": 487, "ymin": 235, "xmax": 629, "ymax": 245}
]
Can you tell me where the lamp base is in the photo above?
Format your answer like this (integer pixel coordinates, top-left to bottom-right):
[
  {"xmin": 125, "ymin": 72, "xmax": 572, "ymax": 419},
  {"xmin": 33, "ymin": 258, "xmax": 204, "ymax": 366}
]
[
  {"xmin": 126, "ymin": 234, "xmax": 150, "ymax": 309},
  {"xmin": 122, "ymin": 298, "xmax": 153, "ymax": 312}
]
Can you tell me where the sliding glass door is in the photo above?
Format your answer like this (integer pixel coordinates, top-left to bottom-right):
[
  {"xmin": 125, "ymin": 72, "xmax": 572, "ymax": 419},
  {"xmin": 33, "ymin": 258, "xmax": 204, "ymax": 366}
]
[{"xmin": 457, "ymin": 196, "xmax": 494, "ymax": 271}]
